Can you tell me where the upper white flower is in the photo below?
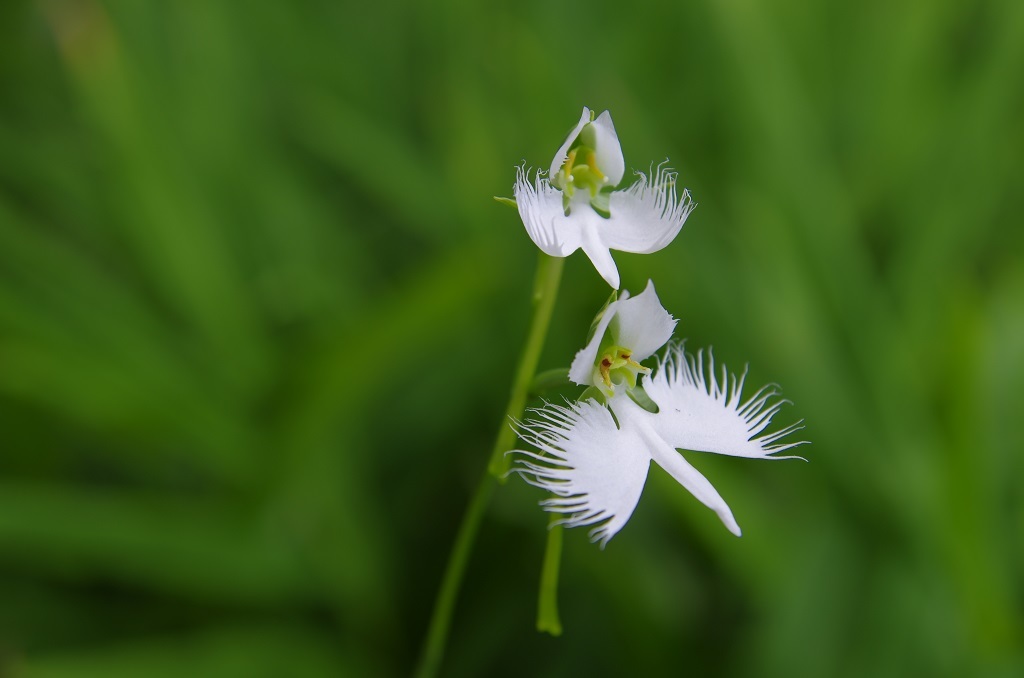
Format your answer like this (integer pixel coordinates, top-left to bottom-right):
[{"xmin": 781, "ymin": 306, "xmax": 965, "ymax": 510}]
[
  {"xmin": 513, "ymin": 344, "xmax": 807, "ymax": 546},
  {"xmin": 568, "ymin": 280, "xmax": 676, "ymax": 397},
  {"xmin": 514, "ymin": 107, "xmax": 695, "ymax": 289}
]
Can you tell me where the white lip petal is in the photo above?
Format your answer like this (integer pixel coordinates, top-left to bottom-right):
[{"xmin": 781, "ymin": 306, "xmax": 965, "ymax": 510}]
[
  {"xmin": 642, "ymin": 344, "xmax": 809, "ymax": 459},
  {"xmin": 590, "ymin": 110, "xmax": 625, "ymax": 187},
  {"xmin": 511, "ymin": 399, "xmax": 652, "ymax": 547},
  {"xmin": 514, "ymin": 167, "xmax": 579, "ymax": 257},
  {"xmin": 515, "ymin": 344, "xmax": 806, "ymax": 544},
  {"xmin": 610, "ymin": 280, "xmax": 676, "ymax": 363},
  {"xmin": 580, "ymin": 222, "xmax": 621, "ymax": 289},
  {"xmin": 635, "ymin": 414, "xmax": 742, "ymax": 537},
  {"xmin": 549, "ymin": 107, "xmax": 592, "ymax": 179},
  {"xmin": 567, "ymin": 290, "xmax": 632, "ymax": 385},
  {"xmin": 604, "ymin": 164, "xmax": 695, "ymax": 254}
]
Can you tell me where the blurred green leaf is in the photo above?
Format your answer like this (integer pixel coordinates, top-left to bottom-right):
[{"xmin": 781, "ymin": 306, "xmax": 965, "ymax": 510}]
[{"xmin": 1, "ymin": 0, "xmax": 1022, "ymax": 675}]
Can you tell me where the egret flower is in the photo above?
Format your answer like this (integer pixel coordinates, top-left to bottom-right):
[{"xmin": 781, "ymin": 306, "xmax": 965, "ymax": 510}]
[
  {"xmin": 514, "ymin": 107, "xmax": 695, "ymax": 289},
  {"xmin": 513, "ymin": 344, "xmax": 807, "ymax": 546},
  {"xmin": 568, "ymin": 280, "xmax": 676, "ymax": 398}
]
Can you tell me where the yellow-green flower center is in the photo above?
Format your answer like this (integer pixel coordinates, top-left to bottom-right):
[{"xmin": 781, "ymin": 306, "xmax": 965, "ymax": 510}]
[
  {"xmin": 552, "ymin": 123, "xmax": 613, "ymax": 217},
  {"xmin": 594, "ymin": 345, "xmax": 650, "ymax": 395}
]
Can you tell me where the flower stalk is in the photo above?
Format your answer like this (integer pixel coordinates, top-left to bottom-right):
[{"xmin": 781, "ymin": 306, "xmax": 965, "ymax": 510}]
[
  {"xmin": 537, "ymin": 518, "xmax": 564, "ymax": 636},
  {"xmin": 488, "ymin": 252, "xmax": 565, "ymax": 478},
  {"xmin": 416, "ymin": 251, "xmax": 564, "ymax": 678}
]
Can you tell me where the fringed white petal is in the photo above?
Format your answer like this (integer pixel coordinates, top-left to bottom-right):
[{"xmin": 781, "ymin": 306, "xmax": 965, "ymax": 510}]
[
  {"xmin": 642, "ymin": 343, "xmax": 808, "ymax": 459},
  {"xmin": 589, "ymin": 110, "xmax": 625, "ymax": 187},
  {"xmin": 513, "ymin": 166, "xmax": 579, "ymax": 257},
  {"xmin": 549, "ymin": 107, "xmax": 592, "ymax": 179},
  {"xmin": 514, "ymin": 344, "xmax": 807, "ymax": 545},
  {"xmin": 604, "ymin": 164, "xmax": 695, "ymax": 254},
  {"xmin": 511, "ymin": 399, "xmax": 651, "ymax": 547},
  {"xmin": 611, "ymin": 280, "xmax": 676, "ymax": 362}
]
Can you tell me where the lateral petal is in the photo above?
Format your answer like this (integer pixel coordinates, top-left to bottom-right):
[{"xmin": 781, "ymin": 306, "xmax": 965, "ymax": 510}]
[
  {"xmin": 642, "ymin": 344, "xmax": 808, "ymax": 459},
  {"xmin": 512, "ymin": 399, "xmax": 652, "ymax": 547},
  {"xmin": 604, "ymin": 164, "xmax": 695, "ymax": 254},
  {"xmin": 513, "ymin": 167, "xmax": 580, "ymax": 257}
]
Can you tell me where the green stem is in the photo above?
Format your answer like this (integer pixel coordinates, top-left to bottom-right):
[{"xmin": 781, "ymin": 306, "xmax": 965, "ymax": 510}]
[
  {"xmin": 415, "ymin": 252, "xmax": 564, "ymax": 678},
  {"xmin": 536, "ymin": 519, "xmax": 564, "ymax": 636},
  {"xmin": 487, "ymin": 252, "xmax": 565, "ymax": 478}
]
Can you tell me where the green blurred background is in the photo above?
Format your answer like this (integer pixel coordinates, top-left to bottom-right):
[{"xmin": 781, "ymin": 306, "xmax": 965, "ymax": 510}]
[{"xmin": 1, "ymin": 0, "xmax": 1022, "ymax": 676}]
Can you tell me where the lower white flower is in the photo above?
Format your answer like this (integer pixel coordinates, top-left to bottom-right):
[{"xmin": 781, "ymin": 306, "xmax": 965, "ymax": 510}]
[{"xmin": 513, "ymin": 344, "xmax": 807, "ymax": 546}]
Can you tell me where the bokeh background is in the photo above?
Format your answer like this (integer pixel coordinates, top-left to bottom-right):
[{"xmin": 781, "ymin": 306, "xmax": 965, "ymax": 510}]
[{"xmin": 2, "ymin": 0, "xmax": 1022, "ymax": 676}]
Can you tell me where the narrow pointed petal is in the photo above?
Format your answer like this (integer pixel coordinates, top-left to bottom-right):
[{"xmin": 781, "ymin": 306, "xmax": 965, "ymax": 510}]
[
  {"xmin": 632, "ymin": 414, "xmax": 742, "ymax": 536},
  {"xmin": 642, "ymin": 344, "xmax": 809, "ymax": 459},
  {"xmin": 512, "ymin": 399, "xmax": 651, "ymax": 546},
  {"xmin": 590, "ymin": 110, "xmax": 625, "ymax": 186},
  {"xmin": 611, "ymin": 280, "xmax": 677, "ymax": 362},
  {"xmin": 549, "ymin": 107, "xmax": 592, "ymax": 179},
  {"xmin": 604, "ymin": 164, "xmax": 695, "ymax": 254},
  {"xmin": 568, "ymin": 291, "xmax": 632, "ymax": 385},
  {"xmin": 580, "ymin": 222, "xmax": 620, "ymax": 289},
  {"xmin": 514, "ymin": 167, "xmax": 580, "ymax": 256}
]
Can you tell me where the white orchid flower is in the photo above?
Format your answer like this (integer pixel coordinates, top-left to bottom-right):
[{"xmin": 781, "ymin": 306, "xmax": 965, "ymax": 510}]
[
  {"xmin": 568, "ymin": 280, "xmax": 676, "ymax": 398},
  {"xmin": 513, "ymin": 344, "xmax": 807, "ymax": 546},
  {"xmin": 514, "ymin": 107, "xmax": 695, "ymax": 289}
]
